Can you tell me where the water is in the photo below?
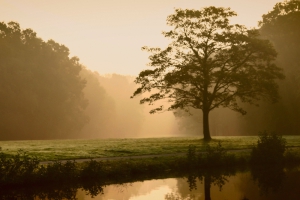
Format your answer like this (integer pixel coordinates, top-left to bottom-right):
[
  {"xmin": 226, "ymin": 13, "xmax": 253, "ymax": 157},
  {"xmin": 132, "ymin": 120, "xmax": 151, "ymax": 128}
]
[
  {"xmin": 2, "ymin": 167, "xmax": 300, "ymax": 199},
  {"xmin": 76, "ymin": 168, "xmax": 300, "ymax": 200}
]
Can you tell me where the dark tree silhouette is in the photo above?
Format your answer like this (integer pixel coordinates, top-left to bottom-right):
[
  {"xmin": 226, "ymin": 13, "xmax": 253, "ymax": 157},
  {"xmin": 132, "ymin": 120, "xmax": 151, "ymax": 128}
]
[
  {"xmin": 238, "ymin": 0, "xmax": 300, "ymax": 135},
  {"xmin": 0, "ymin": 22, "xmax": 87, "ymax": 139},
  {"xmin": 132, "ymin": 7, "xmax": 284, "ymax": 140}
]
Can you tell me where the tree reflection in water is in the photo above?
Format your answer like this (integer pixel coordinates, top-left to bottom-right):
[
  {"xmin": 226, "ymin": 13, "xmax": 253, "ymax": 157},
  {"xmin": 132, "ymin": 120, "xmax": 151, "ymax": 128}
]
[
  {"xmin": 165, "ymin": 168, "xmax": 234, "ymax": 200},
  {"xmin": 164, "ymin": 164, "xmax": 295, "ymax": 200},
  {"xmin": 1, "ymin": 165, "xmax": 300, "ymax": 199},
  {"xmin": 0, "ymin": 180, "xmax": 104, "ymax": 200},
  {"xmin": 251, "ymin": 164, "xmax": 285, "ymax": 196},
  {"xmin": 0, "ymin": 187, "xmax": 78, "ymax": 200},
  {"xmin": 194, "ymin": 169, "xmax": 231, "ymax": 200}
]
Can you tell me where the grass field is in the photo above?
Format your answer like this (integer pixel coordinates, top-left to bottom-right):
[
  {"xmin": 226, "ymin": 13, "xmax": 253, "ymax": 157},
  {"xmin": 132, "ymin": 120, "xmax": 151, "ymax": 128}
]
[{"xmin": 1, "ymin": 136, "xmax": 300, "ymax": 161}]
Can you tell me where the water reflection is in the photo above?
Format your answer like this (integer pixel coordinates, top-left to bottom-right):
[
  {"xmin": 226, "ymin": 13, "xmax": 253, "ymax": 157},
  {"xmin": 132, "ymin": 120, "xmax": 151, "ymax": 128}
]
[
  {"xmin": 80, "ymin": 179, "xmax": 177, "ymax": 200},
  {"xmin": 183, "ymin": 169, "xmax": 233, "ymax": 200},
  {"xmin": 2, "ymin": 166, "xmax": 300, "ymax": 200},
  {"xmin": 251, "ymin": 164, "xmax": 285, "ymax": 195}
]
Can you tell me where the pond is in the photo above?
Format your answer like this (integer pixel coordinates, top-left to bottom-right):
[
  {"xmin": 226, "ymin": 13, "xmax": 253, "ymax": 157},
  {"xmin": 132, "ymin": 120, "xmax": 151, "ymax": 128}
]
[
  {"xmin": 1, "ymin": 166, "xmax": 300, "ymax": 199},
  {"xmin": 76, "ymin": 167, "xmax": 300, "ymax": 200}
]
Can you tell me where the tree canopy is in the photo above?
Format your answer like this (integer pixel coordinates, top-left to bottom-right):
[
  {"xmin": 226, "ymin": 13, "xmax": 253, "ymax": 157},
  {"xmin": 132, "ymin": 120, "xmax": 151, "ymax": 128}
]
[
  {"xmin": 238, "ymin": 0, "xmax": 300, "ymax": 135},
  {"xmin": 259, "ymin": 0, "xmax": 300, "ymax": 66},
  {"xmin": 132, "ymin": 7, "xmax": 284, "ymax": 140},
  {"xmin": 0, "ymin": 22, "xmax": 87, "ymax": 140}
]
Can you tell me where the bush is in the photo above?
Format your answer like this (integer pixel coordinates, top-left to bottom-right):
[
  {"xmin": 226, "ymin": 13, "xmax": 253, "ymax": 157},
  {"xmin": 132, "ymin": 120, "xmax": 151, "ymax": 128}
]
[
  {"xmin": 204, "ymin": 142, "xmax": 227, "ymax": 166},
  {"xmin": 202, "ymin": 142, "xmax": 238, "ymax": 167},
  {"xmin": 187, "ymin": 145, "xmax": 197, "ymax": 167},
  {"xmin": 80, "ymin": 159, "xmax": 103, "ymax": 181},
  {"xmin": 40, "ymin": 160, "xmax": 78, "ymax": 183},
  {"xmin": 251, "ymin": 131, "xmax": 286, "ymax": 165},
  {"xmin": 0, "ymin": 150, "xmax": 39, "ymax": 184},
  {"xmin": 187, "ymin": 142, "xmax": 238, "ymax": 168}
]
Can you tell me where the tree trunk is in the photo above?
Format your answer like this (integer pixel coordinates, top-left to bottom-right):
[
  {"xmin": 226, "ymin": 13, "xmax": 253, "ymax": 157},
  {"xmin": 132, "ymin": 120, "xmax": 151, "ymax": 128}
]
[
  {"xmin": 203, "ymin": 108, "xmax": 211, "ymax": 141},
  {"xmin": 204, "ymin": 174, "xmax": 211, "ymax": 200}
]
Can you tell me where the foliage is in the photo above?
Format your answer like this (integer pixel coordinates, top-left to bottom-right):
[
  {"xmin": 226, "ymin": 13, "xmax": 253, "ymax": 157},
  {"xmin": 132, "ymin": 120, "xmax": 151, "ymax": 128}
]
[
  {"xmin": 249, "ymin": 0, "xmax": 300, "ymax": 135},
  {"xmin": 203, "ymin": 142, "xmax": 229, "ymax": 167},
  {"xmin": 0, "ymin": 151, "xmax": 237, "ymax": 199},
  {"xmin": 132, "ymin": 7, "xmax": 284, "ymax": 140},
  {"xmin": 0, "ymin": 141, "xmax": 299, "ymax": 199},
  {"xmin": 187, "ymin": 145, "xmax": 197, "ymax": 165},
  {"xmin": 0, "ymin": 150, "xmax": 39, "ymax": 184},
  {"xmin": 187, "ymin": 142, "xmax": 239, "ymax": 168},
  {"xmin": 80, "ymin": 160, "xmax": 104, "ymax": 197},
  {"xmin": 0, "ymin": 21, "xmax": 87, "ymax": 140},
  {"xmin": 259, "ymin": 0, "xmax": 300, "ymax": 27},
  {"xmin": 251, "ymin": 131, "xmax": 286, "ymax": 165},
  {"xmin": 259, "ymin": 0, "xmax": 300, "ymax": 69},
  {"xmin": 80, "ymin": 159, "xmax": 103, "ymax": 181},
  {"xmin": 259, "ymin": 0, "xmax": 300, "ymax": 54},
  {"xmin": 250, "ymin": 132, "xmax": 289, "ymax": 194},
  {"xmin": 39, "ymin": 160, "xmax": 78, "ymax": 183}
]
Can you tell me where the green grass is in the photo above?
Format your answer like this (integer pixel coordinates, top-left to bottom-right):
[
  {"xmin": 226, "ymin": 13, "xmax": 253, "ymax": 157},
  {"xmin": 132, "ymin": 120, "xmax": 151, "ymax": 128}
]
[{"xmin": 0, "ymin": 136, "xmax": 300, "ymax": 161}]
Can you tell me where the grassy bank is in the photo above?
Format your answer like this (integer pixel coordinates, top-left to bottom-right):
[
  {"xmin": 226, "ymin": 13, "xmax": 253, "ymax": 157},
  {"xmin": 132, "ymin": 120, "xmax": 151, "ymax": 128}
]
[
  {"xmin": 1, "ymin": 133, "xmax": 300, "ymax": 196},
  {"xmin": 1, "ymin": 136, "xmax": 300, "ymax": 161}
]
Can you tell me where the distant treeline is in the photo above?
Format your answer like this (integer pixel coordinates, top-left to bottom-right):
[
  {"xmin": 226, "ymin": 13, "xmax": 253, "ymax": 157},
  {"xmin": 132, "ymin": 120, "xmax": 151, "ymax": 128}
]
[
  {"xmin": 0, "ymin": 1, "xmax": 299, "ymax": 140},
  {"xmin": 0, "ymin": 22, "xmax": 87, "ymax": 140},
  {"xmin": 0, "ymin": 21, "xmax": 174, "ymax": 140}
]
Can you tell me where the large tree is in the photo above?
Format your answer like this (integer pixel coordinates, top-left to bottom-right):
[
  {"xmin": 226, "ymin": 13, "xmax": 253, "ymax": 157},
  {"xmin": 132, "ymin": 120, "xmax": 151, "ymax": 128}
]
[
  {"xmin": 132, "ymin": 7, "xmax": 284, "ymax": 140},
  {"xmin": 0, "ymin": 22, "xmax": 87, "ymax": 139}
]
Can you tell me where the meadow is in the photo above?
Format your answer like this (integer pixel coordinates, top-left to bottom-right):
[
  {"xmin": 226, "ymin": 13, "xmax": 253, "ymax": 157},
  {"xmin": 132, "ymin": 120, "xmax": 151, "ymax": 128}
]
[{"xmin": 0, "ymin": 136, "xmax": 300, "ymax": 161}]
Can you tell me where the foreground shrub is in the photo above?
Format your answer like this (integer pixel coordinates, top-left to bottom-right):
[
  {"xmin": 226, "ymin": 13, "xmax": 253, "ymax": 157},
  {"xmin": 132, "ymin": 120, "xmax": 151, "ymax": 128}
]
[
  {"xmin": 80, "ymin": 159, "xmax": 103, "ymax": 181},
  {"xmin": 0, "ymin": 150, "xmax": 39, "ymax": 184},
  {"xmin": 38, "ymin": 160, "xmax": 78, "ymax": 183},
  {"xmin": 187, "ymin": 142, "xmax": 239, "ymax": 169},
  {"xmin": 202, "ymin": 142, "xmax": 237, "ymax": 168},
  {"xmin": 204, "ymin": 142, "xmax": 227, "ymax": 166},
  {"xmin": 251, "ymin": 131, "xmax": 286, "ymax": 165}
]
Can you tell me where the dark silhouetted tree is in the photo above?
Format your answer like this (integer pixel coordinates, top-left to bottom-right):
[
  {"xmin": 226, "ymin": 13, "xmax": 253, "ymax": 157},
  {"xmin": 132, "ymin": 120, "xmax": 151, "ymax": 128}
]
[
  {"xmin": 132, "ymin": 7, "xmax": 284, "ymax": 140},
  {"xmin": 0, "ymin": 22, "xmax": 87, "ymax": 139},
  {"xmin": 238, "ymin": 0, "xmax": 300, "ymax": 135}
]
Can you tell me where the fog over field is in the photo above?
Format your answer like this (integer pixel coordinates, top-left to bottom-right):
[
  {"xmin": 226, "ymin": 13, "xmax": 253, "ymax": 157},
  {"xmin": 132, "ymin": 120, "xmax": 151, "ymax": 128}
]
[
  {"xmin": 80, "ymin": 70, "xmax": 181, "ymax": 138},
  {"xmin": 79, "ymin": 71, "xmax": 243, "ymax": 139}
]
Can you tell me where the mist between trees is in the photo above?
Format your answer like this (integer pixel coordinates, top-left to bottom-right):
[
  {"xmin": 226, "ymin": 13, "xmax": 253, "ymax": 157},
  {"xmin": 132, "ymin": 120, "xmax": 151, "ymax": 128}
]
[{"xmin": 0, "ymin": 1, "xmax": 300, "ymax": 140}]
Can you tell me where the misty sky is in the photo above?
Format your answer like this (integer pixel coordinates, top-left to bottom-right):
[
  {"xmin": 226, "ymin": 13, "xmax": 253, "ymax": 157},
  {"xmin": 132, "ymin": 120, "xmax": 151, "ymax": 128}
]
[{"xmin": 1, "ymin": 0, "xmax": 280, "ymax": 75}]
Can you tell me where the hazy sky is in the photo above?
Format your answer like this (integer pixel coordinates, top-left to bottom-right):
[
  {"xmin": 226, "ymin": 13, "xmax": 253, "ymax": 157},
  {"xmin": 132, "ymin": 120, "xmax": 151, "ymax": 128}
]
[{"xmin": 1, "ymin": 0, "xmax": 280, "ymax": 75}]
